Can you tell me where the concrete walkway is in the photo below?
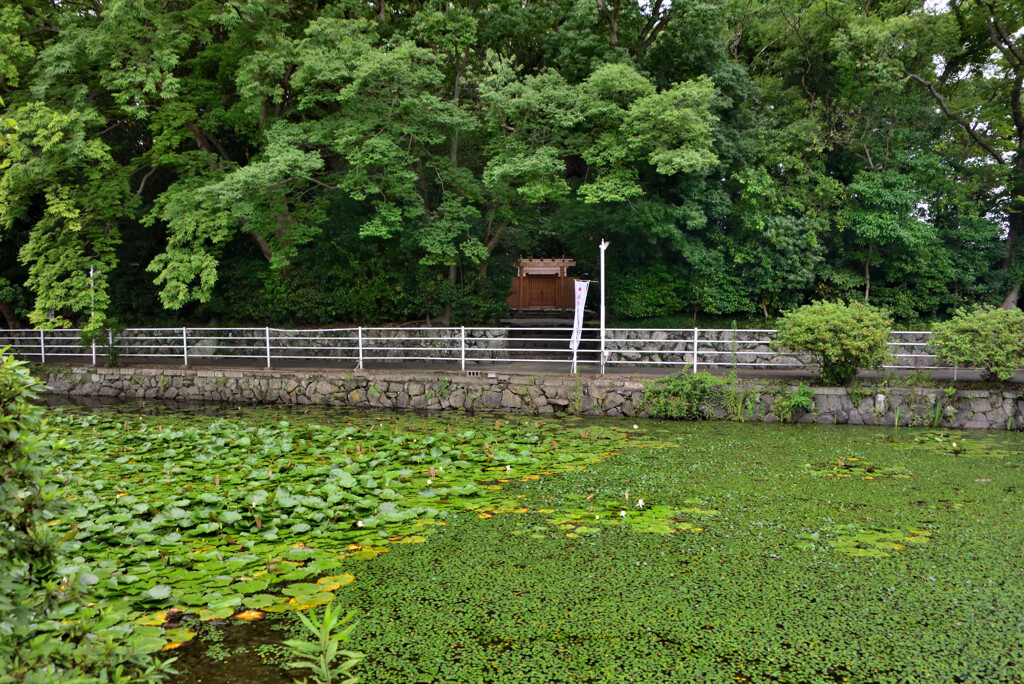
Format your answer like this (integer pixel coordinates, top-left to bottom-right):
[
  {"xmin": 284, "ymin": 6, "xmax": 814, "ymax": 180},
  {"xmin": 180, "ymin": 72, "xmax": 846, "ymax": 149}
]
[{"xmin": 33, "ymin": 353, "xmax": 1024, "ymax": 384}]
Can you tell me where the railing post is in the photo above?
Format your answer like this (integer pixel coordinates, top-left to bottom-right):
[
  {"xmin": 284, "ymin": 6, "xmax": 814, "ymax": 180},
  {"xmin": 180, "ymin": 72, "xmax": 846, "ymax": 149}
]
[
  {"xmin": 39, "ymin": 329, "xmax": 45, "ymax": 364},
  {"xmin": 460, "ymin": 326, "xmax": 466, "ymax": 372},
  {"xmin": 182, "ymin": 327, "xmax": 188, "ymax": 366},
  {"xmin": 692, "ymin": 328, "xmax": 698, "ymax": 374},
  {"xmin": 91, "ymin": 337, "xmax": 97, "ymax": 366},
  {"xmin": 265, "ymin": 327, "xmax": 271, "ymax": 368},
  {"xmin": 357, "ymin": 327, "xmax": 364, "ymax": 370}
]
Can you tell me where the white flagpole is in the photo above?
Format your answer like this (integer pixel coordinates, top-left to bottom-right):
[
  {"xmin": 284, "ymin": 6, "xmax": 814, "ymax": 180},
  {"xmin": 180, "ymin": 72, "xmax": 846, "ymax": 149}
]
[{"xmin": 599, "ymin": 240, "xmax": 609, "ymax": 375}]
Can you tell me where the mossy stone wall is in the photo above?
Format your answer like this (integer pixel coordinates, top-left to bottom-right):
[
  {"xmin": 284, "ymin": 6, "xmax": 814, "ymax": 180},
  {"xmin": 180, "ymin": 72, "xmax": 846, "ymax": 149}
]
[{"xmin": 39, "ymin": 366, "xmax": 1024, "ymax": 430}]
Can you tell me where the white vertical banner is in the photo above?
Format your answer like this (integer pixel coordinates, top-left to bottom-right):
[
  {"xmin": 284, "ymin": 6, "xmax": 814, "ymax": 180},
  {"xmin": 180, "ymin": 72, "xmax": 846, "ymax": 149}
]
[
  {"xmin": 570, "ymin": 280, "xmax": 590, "ymax": 373},
  {"xmin": 570, "ymin": 280, "xmax": 590, "ymax": 350}
]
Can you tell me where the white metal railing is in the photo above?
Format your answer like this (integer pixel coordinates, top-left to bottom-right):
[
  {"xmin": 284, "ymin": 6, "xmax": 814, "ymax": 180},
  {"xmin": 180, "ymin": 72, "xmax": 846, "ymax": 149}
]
[{"xmin": 0, "ymin": 326, "xmax": 960, "ymax": 376}]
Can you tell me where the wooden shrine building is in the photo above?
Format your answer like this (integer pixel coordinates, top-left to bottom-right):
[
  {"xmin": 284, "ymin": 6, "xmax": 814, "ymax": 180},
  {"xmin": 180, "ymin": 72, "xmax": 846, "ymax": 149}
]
[{"xmin": 506, "ymin": 258, "xmax": 576, "ymax": 311}]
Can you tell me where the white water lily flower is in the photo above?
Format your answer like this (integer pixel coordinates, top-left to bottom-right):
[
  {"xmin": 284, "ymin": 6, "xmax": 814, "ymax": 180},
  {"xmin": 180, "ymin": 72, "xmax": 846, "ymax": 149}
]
[
  {"xmin": 635, "ymin": 498, "xmax": 645, "ymax": 508},
  {"xmin": 426, "ymin": 479, "xmax": 432, "ymax": 485},
  {"xmin": 595, "ymin": 515, "xmax": 600, "ymax": 520},
  {"xmin": 619, "ymin": 510, "xmax": 627, "ymax": 518},
  {"xmin": 633, "ymin": 424, "xmax": 639, "ymax": 429},
  {"xmin": 952, "ymin": 442, "xmax": 957, "ymax": 448},
  {"xmin": 356, "ymin": 520, "xmax": 364, "ymax": 528},
  {"xmin": 505, "ymin": 465, "xmax": 511, "ymax": 471}
]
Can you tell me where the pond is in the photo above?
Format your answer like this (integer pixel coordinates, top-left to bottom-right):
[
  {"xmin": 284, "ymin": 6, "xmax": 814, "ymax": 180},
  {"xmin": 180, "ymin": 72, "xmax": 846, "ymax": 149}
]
[{"xmin": 46, "ymin": 402, "xmax": 1024, "ymax": 683}]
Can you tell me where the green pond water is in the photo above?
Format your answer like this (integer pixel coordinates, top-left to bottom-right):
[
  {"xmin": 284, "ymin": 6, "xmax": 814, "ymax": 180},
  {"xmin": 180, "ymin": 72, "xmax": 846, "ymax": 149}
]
[{"xmin": 46, "ymin": 403, "xmax": 1024, "ymax": 683}]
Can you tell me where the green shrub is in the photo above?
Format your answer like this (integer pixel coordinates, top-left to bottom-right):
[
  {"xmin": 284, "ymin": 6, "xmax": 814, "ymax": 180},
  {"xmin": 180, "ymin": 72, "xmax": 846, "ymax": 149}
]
[
  {"xmin": 929, "ymin": 306, "xmax": 1024, "ymax": 381},
  {"xmin": 610, "ymin": 267, "xmax": 685, "ymax": 319},
  {"xmin": 771, "ymin": 300, "xmax": 894, "ymax": 385},
  {"xmin": 0, "ymin": 350, "xmax": 173, "ymax": 683},
  {"xmin": 773, "ymin": 383, "xmax": 817, "ymax": 422},
  {"xmin": 643, "ymin": 371, "xmax": 723, "ymax": 419}
]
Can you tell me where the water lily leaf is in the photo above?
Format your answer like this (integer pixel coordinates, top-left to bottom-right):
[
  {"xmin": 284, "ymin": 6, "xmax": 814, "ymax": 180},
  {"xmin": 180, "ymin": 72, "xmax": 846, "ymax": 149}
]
[
  {"xmin": 78, "ymin": 572, "xmax": 100, "ymax": 587},
  {"xmin": 163, "ymin": 627, "xmax": 195, "ymax": 644},
  {"xmin": 145, "ymin": 585, "xmax": 173, "ymax": 601},
  {"xmin": 197, "ymin": 607, "xmax": 235, "ymax": 620},
  {"xmin": 243, "ymin": 594, "xmax": 277, "ymax": 609},
  {"xmin": 316, "ymin": 574, "xmax": 355, "ymax": 591},
  {"xmin": 135, "ymin": 612, "xmax": 168, "ymax": 626},
  {"xmin": 131, "ymin": 636, "xmax": 168, "ymax": 654},
  {"xmin": 235, "ymin": 580, "xmax": 269, "ymax": 594},
  {"xmin": 285, "ymin": 547, "xmax": 318, "ymax": 561},
  {"xmin": 263, "ymin": 602, "xmax": 297, "ymax": 613},
  {"xmin": 288, "ymin": 591, "xmax": 334, "ymax": 608},
  {"xmin": 208, "ymin": 595, "xmax": 243, "ymax": 610},
  {"xmin": 282, "ymin": 583, "xmax": 320, "ymax": 597}
]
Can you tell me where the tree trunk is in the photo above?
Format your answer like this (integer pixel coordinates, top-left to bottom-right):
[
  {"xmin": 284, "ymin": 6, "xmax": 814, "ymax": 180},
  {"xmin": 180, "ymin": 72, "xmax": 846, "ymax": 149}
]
[
  {"xmin": 249, "ymin": 232, "xmax": 273, "ymax": 262},
  {"xmin": 0, "ymin": 300, "xmax": 20, "ymax": 328},
  {"xmin": 864, "ymin": 243, "xmax": 872, "ymax": 303},
  {"xmin": 1002, "ymin": 283, "xmax": 1020, "ymax": 310},
  {"xmin": 1001, "ymin": 211, "xmax": 1022, "ymax": 309},
  {"xmin": 595, "ymin": 0, "xmax": 619, "ymax": 47},
  {"xmin": 439, "ymin": 263, "xmax": 458, "ymax": 326}
]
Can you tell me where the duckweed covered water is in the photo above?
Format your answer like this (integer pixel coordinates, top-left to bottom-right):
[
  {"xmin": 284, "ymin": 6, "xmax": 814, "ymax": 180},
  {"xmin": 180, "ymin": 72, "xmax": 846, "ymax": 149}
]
[{"xmin": 47, "ymin": 405, "xmax": 1024, "ymax": 683}]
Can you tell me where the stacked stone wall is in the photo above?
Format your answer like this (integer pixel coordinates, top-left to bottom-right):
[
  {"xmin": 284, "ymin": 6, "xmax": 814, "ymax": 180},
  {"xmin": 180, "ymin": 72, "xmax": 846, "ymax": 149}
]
[
  {"xmin": 40, "ymin": 366, "xmax": 1024, "ymax": 430},
  {"xmin": 604, "ymin": 330, "xmax": 938, "ymax": 369}
]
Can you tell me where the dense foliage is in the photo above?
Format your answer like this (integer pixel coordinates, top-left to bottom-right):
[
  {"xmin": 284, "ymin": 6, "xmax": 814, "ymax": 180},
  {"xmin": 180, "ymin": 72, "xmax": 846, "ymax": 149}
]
[
  {"xmin": 0, "ymin": 354, "xmax": 173, "ymax": 683},
  {"xmin": 643, "ymin": 371, "xmax": 725, "ymax": 419},
  {"xmin": 930, "ymin": 305, "xmax": 1024, "ymax": 381},
  {"xmin": 772, "ymin": 300, "xmax": 894, "ymax": 384},
  {"xmin": 1, "ymin": 1, "xmax": 1023, "ymax": 328}
]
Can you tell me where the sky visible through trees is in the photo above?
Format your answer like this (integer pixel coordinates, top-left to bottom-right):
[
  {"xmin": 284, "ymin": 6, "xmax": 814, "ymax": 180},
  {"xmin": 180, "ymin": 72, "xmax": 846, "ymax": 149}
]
[{"xmin": 1, "ymin": 0, "xmax": 1023, "ymax": 330}]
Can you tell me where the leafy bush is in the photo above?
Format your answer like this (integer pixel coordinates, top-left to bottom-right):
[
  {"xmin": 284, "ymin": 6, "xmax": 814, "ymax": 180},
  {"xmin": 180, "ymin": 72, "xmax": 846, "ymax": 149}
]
[
  {"xmin": 643, "ymin": 372, "xmax": 723, "ymax": 419},
  {"xmin": 772, "ymin": 300, "xmax": 894, "ymax": 385},
  {"xmin": 773, "ymin": 383, "xmax": 817, "ymax": 422},
  {"xmin": 610, "ymin": 267, "xmax": 685, "ymax": 319},
  {"xmin": 0, "ymin": 350, "xmax": 172, "ymax": 683},
  {"xmin": 930, "ymin": 306, "xmax": 1024, "ymax": 381}
]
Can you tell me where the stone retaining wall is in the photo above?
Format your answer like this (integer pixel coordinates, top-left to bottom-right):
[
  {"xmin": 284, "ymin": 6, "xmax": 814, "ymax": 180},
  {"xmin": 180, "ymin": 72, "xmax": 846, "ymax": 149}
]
[
  {"xmin": 604, "ymin": 329, "xmax": 938, "ymax": 369},
  {"xmin": 39, "ymin": 366, "xmax": 1024, "ymax": 430}
]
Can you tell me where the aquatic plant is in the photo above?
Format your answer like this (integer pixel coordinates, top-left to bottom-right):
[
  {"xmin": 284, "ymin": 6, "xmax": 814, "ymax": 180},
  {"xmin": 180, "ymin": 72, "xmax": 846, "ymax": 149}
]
[{"xmin": 284, "ymin": 601, "xmax": 362, "ymax": 684}]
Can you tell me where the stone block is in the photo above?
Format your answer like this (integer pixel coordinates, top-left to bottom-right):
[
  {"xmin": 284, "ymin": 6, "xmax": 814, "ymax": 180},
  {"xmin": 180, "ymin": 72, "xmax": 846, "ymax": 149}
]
[
  {"xmin": 970, "ymin": 398, "xmax": 992, "ymax": 413},
  {"xmin": 500, "ymin": 390, "xmax": 522, "ymax": 409},
  {"xmin": 964, "ymin": 414, "xmax": 990, "ymax": 429},
  {"xmin": 604, "ymin": 392, "xmax": 624, "ymax": 409}
]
